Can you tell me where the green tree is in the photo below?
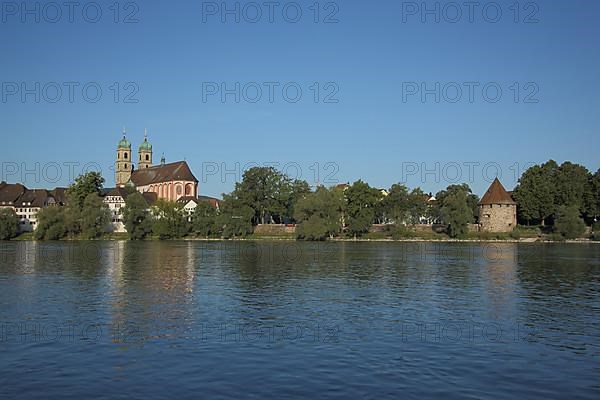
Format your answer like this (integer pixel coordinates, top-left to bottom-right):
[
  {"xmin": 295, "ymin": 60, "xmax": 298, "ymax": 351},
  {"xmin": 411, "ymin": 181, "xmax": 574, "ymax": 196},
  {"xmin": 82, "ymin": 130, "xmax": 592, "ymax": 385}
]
[
  {"xmin": 192, "ymin": 201, "xmax": 220, "ymax": 237},
  {"xmin": 407, "ymin": 188, "xmax": 429, "ymax": 224},
  {"xmin": 152, "ymin": 199, "xmax": 188, "ymax": 240},
  {"xmin": 282, "ymin": 179, "xmax": 311, "ymax": 223},
  {"xmin": 38, "ymin": 171, "xmax": 108, "ymax": 238},
  {"xmin": 435, "ymin": 184, "xmax": 479, "ymax": 224},
  {"xmin": 380, "ymin": 184, "xmax": 411, "ymax": 224},
  {"xmin": 554, "ymin": 206, "xmax": 586, "ymax": 239},
  {"xmin": 80, "ymin": 194, "xmax": 110, "ymax": 239},
  {"xmin": 123, "ymin": 192, "xmax": 153, "ymax": 240},
  {"xmin": 554, "ymin": 162, "xmax": 590, "ymax": 213},
  {"xmin": 441, "ymin": 190, "xmax": 473, "ymax": 238},
  {"xmin": 66, "ymin": 171, "xmax": 105, "ymax": 210},
  {"xmin": 35, "ymin": 206, "xmax": 68, "ymax": 240},
  {"xmin": 584, "ymin": 169, "xmax": 600, "ymax": 221},
  {"xmin": 233, "ymin": 167, "xmax": 288, "ymax": 225},
  {"xmin": 294, "ymin": 186, "xmax": 344, "ymax": 240},
  {"xmin": 513, "ymin": 161, "xmax": 558, "ymax": 225},
  {"xmin": 592, "ymin": 222, "xmax": 600, "ymax": 241},
  {"xmin": 345, "ymin": 180, "xmax": 381, "ymax": 237},
  {"xmin": 0, "ymin": 208, "xmax": 19, "ymax": 240},
  {"xmin": 63, "ymin": 206, "xmax": 82, "ymax": 237},
  {"xmin": 218, "ymin": 193, "xmax": 254, "ymax": 238}
]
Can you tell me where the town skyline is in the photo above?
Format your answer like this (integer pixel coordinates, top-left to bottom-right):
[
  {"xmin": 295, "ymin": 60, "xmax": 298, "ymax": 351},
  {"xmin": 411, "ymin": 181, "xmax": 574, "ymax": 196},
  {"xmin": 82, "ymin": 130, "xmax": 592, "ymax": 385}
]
[
  {"xmin": 3, "ymin": 1, "xmax": 599, "ymax": 198},
  {"xmin": 1, "ymin": 127, "xmax": 599, "ymax": 198}
]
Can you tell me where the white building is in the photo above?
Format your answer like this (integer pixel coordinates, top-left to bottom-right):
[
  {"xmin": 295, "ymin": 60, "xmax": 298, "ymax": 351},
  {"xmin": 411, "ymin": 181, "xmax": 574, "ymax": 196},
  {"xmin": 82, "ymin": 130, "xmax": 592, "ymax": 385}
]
[
  {"xmin": 0, "ymin": 182, "xmax": 65, "ymax": 232},
  {"xmin": 177, "ymin": 195, "xmax": 221, "ymax": 222},
  {"xmin": 103, "ymin": 188, "xmax": 128, "ymax": 233},
  {"xmin": 101, "ymin": 188, "xmax": 158, "ymax": 233}
]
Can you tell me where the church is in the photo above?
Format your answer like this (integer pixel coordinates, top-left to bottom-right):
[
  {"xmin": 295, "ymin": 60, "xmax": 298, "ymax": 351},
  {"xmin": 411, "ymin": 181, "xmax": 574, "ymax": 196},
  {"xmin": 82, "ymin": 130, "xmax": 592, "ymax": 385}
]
[{"xmin": 115, "ymin": 129, "xmax": 198, "ymax": 201}]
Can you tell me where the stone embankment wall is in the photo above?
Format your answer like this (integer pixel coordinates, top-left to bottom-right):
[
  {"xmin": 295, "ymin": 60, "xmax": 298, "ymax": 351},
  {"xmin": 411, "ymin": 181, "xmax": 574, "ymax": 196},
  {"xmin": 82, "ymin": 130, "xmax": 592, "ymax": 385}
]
[{"xmin": 253, "ymin": 224, "xmax": 296, "ymax": 235}]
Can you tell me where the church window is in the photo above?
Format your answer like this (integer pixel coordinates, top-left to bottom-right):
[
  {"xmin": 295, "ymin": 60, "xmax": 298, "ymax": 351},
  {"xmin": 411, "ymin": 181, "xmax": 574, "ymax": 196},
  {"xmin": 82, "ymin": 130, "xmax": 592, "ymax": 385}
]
[
  {"xmin": 125, "ymin": 163, "xmax": 128, "ymax": 170},
  {"xmin": 124, "ymin": 152, "xmax": 128, "ymax": 159},
  {"xmin": 146, "ymin": 154, "xmax": 149, "ymax": 161}
]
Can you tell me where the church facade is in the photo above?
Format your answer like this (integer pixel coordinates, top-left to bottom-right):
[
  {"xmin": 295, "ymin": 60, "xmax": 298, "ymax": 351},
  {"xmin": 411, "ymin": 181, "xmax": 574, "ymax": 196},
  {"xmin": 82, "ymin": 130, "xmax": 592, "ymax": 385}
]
[{"xmin": 115, "ymin": 130, "xmax": 198, "ymax": 201}]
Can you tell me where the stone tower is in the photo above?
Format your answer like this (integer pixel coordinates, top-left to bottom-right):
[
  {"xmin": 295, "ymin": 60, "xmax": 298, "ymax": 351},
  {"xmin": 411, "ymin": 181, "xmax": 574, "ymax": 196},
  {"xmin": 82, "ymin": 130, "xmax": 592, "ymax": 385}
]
[
  {"xmin": 115, "ymin": 129, "xmax": 132, "ymax": 187},
  {"xmin": 138, "ymin": 128, "xmax": 153, "ymax": 169},
  {"xmin": 478, "ymin": 178, "xmax": 517, "ymax": 232}
]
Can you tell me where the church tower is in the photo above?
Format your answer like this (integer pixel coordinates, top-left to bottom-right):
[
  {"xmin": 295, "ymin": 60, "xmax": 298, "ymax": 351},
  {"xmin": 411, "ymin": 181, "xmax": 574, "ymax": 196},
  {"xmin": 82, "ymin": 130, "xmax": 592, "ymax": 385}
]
[
  {"xmin": 115, "ymin": 129, "xmax": 132, "ymax": 187},
  {"xmin": 138, "ymin": 128, "xmax": 153, "ymax": 169}
]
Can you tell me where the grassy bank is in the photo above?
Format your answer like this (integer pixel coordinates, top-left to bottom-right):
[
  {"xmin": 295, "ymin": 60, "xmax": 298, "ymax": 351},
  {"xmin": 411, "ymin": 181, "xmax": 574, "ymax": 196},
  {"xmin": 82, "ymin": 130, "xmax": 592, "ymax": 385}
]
[{"xmin": 4, "ymin": 225, "xmax": 598, "ymax": 243}]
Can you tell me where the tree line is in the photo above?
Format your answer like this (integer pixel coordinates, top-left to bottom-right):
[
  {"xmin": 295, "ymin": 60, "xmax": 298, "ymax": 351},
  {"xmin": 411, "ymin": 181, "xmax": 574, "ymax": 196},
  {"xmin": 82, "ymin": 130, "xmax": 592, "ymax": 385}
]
[
  {"xmin": 0, "ymin": 160, "xmax": 599, "ymax": 241},
  {"xmin": 119, "ymin": 167, "xmax": 484, "ymax": 240},
  {"xmin": 513, "ymin": 160, "xmax": 600, "ymax": 225}
]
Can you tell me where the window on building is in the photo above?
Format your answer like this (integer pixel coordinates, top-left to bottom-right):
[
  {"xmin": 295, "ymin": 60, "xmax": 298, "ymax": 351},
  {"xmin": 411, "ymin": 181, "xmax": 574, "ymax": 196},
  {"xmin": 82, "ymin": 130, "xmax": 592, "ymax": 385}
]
[
  {"xmin": 146, "ymin": 154, "xmax": 150, "ymax": 161},
  {"xmin": 124, "ymin": 152, "xmax": 128, "ymax": 159}
]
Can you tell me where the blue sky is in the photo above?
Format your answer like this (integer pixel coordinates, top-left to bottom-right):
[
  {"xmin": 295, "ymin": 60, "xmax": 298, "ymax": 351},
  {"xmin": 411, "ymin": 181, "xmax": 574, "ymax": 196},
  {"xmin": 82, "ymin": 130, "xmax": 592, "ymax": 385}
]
[{"xmin": 1, "ymin": 0, "xmax": 599, "ymax": 197}]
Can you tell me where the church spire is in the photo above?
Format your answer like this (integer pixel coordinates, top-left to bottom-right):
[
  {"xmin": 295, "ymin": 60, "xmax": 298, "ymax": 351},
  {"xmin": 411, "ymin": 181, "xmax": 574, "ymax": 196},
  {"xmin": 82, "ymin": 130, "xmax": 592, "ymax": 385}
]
[
  {"xmin": 116, "ymin": 127, "xmax": 132, "ymax": 187},
  {"xmin": 138, "ymin": 128, "xmax": 153, "ymax": 169}
]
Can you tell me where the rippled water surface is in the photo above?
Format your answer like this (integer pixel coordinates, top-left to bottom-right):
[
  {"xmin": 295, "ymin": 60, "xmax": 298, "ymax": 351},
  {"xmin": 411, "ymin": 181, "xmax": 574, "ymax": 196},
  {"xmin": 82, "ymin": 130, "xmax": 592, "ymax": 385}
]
[{"xmin": 1, "ymin": 241, "xmax": 599, "ymax": 399}]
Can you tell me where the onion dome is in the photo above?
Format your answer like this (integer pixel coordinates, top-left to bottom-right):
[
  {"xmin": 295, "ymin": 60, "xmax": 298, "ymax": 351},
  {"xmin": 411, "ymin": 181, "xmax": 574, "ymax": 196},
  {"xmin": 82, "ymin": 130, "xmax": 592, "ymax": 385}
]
[
  {"xmin": 118, "ymin": 128, "xmax": 131, "ymax": 149},
  {"xmin": 139, "ymin": 128, "xmax": 152, "ymax": 151}
]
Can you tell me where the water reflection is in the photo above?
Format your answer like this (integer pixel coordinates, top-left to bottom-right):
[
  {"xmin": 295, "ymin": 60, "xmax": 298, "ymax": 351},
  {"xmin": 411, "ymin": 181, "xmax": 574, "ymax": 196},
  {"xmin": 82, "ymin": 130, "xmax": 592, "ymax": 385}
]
[
  {"xmin": 483, "ymin": 243, "xmax": 519, "ymax": 320},
  {"xmin": 0, "ymin": 241, "xmax": 599, "ymax": 399},
  {"xmin": 105, "ymin": 242, "xmax": 198, "ymax": 346}
]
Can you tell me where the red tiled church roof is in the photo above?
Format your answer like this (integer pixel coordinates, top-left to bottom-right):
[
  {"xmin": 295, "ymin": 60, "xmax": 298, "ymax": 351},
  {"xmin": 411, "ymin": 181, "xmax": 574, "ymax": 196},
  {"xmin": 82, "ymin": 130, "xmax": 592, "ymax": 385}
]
[{"xmin": 130, "ymin": 161, "xmax": 198, "ymax": 186}]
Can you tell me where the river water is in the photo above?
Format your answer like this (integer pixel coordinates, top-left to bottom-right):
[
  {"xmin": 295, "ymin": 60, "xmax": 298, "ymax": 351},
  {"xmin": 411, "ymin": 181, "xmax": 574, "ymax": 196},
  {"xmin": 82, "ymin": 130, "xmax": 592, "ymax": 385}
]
[{"xmin": 0, "ymin": 241, "xmax": 599, "ymax": 399}]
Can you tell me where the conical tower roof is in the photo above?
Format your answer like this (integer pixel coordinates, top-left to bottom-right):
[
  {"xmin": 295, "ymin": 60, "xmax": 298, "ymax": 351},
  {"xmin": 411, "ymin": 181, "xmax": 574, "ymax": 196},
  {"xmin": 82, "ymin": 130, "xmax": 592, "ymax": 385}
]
[{"xmin": 479, "ymin": 178, "xmax": 516, "ymax": 205}]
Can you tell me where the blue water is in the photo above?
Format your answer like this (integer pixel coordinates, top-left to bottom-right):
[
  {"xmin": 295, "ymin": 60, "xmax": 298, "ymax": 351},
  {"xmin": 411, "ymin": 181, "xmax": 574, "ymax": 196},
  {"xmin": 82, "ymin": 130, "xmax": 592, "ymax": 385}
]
[{"xmin": 1, "ymin": 241, "xmax": 599, "ymax": 399}]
